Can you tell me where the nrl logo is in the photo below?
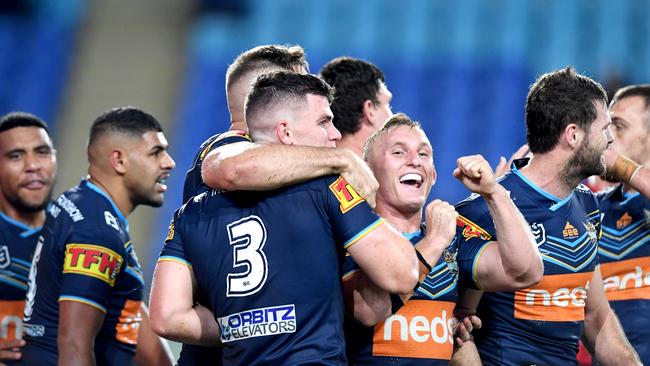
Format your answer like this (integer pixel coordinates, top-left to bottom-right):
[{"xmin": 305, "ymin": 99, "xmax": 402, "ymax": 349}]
[
  {"xmin": 644, "ymin": 209, "xmax": 650, "ymax": 228},
  {"xmin": 530, "ymin": 222, "xmax": 546, "ymax": 247},
  {"xmin": 0, "ymin": 245, "xmax": 10, "ymax": 269}
]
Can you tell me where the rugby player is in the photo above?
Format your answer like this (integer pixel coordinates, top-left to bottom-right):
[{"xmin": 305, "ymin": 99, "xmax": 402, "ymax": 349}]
[
  {"xmin": 150, "ymin": 72, "xmax": 457, "ymax": 365},
  {"xmin": 342, "ymin": 113, "xmax": 541, "ymax": 365},
  {"xmin": 319, "ymin": 56, "xmax": 393, "ymax": 157},
  {"xmin": 594, "ymin": 84, "xmax": 650, "ymax": 363},
  {"xmin": 16, "ymin": 107, "xmax": 175, "ymax": 366},
  {"xmin": 455, "ymin": 67, "xmax": 641, "ymax": 365},
  {"xmin": 165, "ymin": 45, "xmax": 380, "ymax": 365},
  {"xmin": 0, "ymin": 113, "xmax": 56, "ymax": 364}
]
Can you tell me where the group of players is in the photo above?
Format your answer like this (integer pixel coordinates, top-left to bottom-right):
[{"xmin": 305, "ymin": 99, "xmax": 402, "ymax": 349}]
[{"xmin": 0, "ymin": 44, "xmax": 649, "ymax": 366}]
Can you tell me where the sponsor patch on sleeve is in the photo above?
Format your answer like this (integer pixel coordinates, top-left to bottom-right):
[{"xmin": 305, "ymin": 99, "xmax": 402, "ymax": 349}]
[
  {"xmin": 63, "ymin": 244, "xmax": 123, "ymax": 286},
  {"xmin": 456, "ymin": 215, "xmax": 492, "ymax": 241},
  {"xmin": 329, "ymin": 176, "xmax": 365, "ymax": 213}
]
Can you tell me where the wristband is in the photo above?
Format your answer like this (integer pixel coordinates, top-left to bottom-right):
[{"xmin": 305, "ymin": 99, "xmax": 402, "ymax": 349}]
[
  {"xmin": 415, "ymin": 248, "xmax": 433, "ymax": 273},
  {"xmin": 604, "ymin": 155, "xmax": 641, "ymax": 184}
]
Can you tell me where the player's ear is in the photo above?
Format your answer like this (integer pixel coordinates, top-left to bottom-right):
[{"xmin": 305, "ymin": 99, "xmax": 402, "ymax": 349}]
[
  {"xmin": 110, "ymin": 148, "xmax": 128, "ymax": 175},
  {"xmin": 564, "ymin": 123, "xmax": 582, "ymax": 149},
  {"xmin": 276, "ymin": 121, "xmax": 293, "ymax": 145},
  {"xmin": 361, "ymin": 99, "xmax": 375, "ymax": 125}
]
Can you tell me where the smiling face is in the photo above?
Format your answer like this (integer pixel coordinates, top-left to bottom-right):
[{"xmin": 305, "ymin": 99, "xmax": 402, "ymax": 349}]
[
  {"xmin": 123, "ymin": 131, "xmax": 175, "ymax": 208},
  {"xmin": 0, "ymin": 126, "xmax": 57, "ymax": 213},
  {"xmin": 366, "ymin": 124, "xmax": 435, "ymax": 215}
]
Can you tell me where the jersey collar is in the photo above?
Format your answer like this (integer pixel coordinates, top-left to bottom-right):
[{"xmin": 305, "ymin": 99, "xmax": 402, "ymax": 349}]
[
  {"xmin": 84, "ymin": 179, "xmax": 129, "ymax": 229},
  {"xmin": 0, "ymin": 210, "xmax": 42, "ymax": 237},
  {"xmin": 511, "ymin": 159, "xmax": 574, "ymax": 212}
]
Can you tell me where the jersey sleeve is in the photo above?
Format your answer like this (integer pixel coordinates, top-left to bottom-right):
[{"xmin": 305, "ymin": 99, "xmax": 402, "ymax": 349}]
[
  {"xmin": 324, "ymin": 176, "xmax": 385, "ymax": 250},
  {"xmin": 455, "ymin": 197, "xmax": 496, "ymax": 290},
  {"xmin": 157, "ymin": 210, "xmax": 192, "ymax": 268},
  {"xmin": 59, "ymin": 228, "xmax": 127, "ymax": 313},
  {"xmin": 182, "ymin": 130, "xmax": 252, "ymax": 202}
]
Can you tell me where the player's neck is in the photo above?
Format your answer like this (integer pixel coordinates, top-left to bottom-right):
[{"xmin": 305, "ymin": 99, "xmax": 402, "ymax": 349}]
[
  {"xmin": 518, "ymin": 153, "xmax": 575, "ymax": 199},
  {"xmin": 336, "ymin": 136, "xmax": 365, "ymax": 158},
  {"xmin": 87, "ymin": 174, "xmax": 133, "ymax": 218},
  {"xmin": 374, "ymin": 201, "xmax": 422, "ymax": 234},
  {"xmin": 0, "ymin": 198, "xmax": 45, "ymax": 228},
  {"xmin": 229, "ymin": 120, "xmax": 247, "ymax": 132}
]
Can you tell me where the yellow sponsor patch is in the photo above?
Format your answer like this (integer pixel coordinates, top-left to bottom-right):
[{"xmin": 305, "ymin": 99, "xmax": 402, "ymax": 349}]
[
  {"xmin": 165, "ymin": 220, "xmax": 175, "ymax": 242},
  {"xmin": 329, "ymin": 176, "xmax": 365, "ymax": 213},
  {"xmin": 63, "ymin": 244, "xmax": 123, "ymax": 286},
  {"xmin": 456, "ymin": 216, "xmax": 492, "ymax": 241}
]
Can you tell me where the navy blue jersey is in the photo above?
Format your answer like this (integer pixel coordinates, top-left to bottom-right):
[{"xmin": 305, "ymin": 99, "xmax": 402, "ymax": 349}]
[
  {"xmin": 0, "ymin": 211, "xmax": 41, "ymax": 342},
  {"xmin": 456, "ymin": 161, "xmax": 601, "ymax": 366},
  {"xmin": 178, "ymin": 130, "xmax": 249, "ymax": 366},
  {"xmin": 160, "ymin": 175, "xmax": 384, "ymax": 365},
  {"xmin": 343, "ymin": 225, "xmax": 459, "ymax": 365},
  {"xmin": 597, "ymin": 185, "xmax": 650, "ymax": 363},
  {"xmin": 182, "ymin": 130, "xmax": 250, "ymax": 203},
  {"xmin": 18, "ymin": 180, "xmax": 144, "ymax": 366}
]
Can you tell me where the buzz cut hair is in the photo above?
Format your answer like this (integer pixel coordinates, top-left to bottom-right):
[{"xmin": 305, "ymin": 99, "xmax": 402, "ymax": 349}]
[
  {"xmin": 88, "ymin": 106, "xmax": 163, "ymax": 147},
  {"xmin": 225, "ymin": 44, "xmax": 309, "ymax": 92}
]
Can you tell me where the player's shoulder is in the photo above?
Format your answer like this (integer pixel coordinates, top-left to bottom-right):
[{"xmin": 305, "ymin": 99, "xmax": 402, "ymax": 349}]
[{"xmin": 574, "ymin": 182, "xmax": 599, "ymax": 209}]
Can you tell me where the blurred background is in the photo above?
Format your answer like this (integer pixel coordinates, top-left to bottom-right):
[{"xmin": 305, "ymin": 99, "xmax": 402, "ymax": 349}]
[{"xmin": 2, "ymin": 0, "xmax": 648, "ymax": 356}]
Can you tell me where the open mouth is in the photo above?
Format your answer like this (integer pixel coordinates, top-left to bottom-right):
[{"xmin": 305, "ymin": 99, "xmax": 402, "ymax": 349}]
[
  {"xmin": 156, "ymin": 174, "xmax": 169, "ymax": 191},
  {"xmin": 399, "ymin": 173, "xmax": 423, "ymax": 188}
]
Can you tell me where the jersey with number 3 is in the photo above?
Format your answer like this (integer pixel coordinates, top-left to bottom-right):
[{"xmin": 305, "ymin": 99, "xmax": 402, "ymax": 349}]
[
  {"xmin": 18, "ymin": 179, "xmax": 144, "ymax": 366},
  {"xmin": 160, "ymin": 175, "xmax": 384, "ymax": 365}
]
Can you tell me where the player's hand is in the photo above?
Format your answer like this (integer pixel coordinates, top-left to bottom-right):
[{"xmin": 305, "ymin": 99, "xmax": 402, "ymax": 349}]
[
  {"xmin": 454, "ymin": 315, "xmax": 482, "ymax": 347},
  {"xmin": 423, "ymin": 199, "xmax": 458, "ymax": 252},
  {"xmin": 0, "ymin": 339, "xmax": 25, "ymax": 364},
  {"xmin": 494, "ymin": 144, "xmax": 529, "ymax": 178},
  {"xmin": 454, "ymin": 155, "xmax": 498, "ymax": 196},
  {"xmin": 340, "ymin": 150, "xmax": 379, "ymax": 209}
]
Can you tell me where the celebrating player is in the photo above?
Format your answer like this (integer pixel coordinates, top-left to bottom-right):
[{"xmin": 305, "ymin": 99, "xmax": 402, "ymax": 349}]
[
  {"xmin": 455, "ymin": 67, "xmax": 640, "ymax": 365},
  {"xmin": 343, "ymin": 113, "xmax": 541, "ymax": 365},
  {"xmin": 0, "ymin": 113, "xmax": 56, "ymax": 364},
  {"xmin": 17, "ymin": 107, "xmax": 175, "ymax": 366}
]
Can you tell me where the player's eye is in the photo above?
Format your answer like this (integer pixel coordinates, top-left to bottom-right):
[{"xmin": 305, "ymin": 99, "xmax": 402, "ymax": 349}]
[{"xmin": 7, "ymin": 152, "xmax": 22, "ymax": 160}]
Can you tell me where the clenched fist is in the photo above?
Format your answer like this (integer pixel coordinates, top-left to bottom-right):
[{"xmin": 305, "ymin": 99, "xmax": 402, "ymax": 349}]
[{"xmin": 454, "ymin": 154, "xmax": 498, "ymax": 196}]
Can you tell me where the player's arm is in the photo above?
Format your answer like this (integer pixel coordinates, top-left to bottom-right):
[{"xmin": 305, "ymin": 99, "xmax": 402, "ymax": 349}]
[
  {"xmin": 581, "ymin": 267, "xmax": 641, "ymax": 365},
  {"xmin": 343, "ymin": 200, "xmax": 457, "ymax": 325},
  {"xmin": 454, "ymin": 155, "xmax": 542, "ymax": 291},
  {"xmin": 149, "ymin": 260, "xmax": 221, "ymax": 346},
  {"xmin": 58, "ymin": 300, "xmax": 105, "ymax": 366},
  {"xmin": 0, "ymin": 339, "xmax": 25, "ymax": 363},
  {"xmin": 133, "ymin": 304, "xmax": 174, "ymax": 366},
  {"xmin": 201, "ymin": 142, "xmax": 379, "ymax": 207},
  {"xmin": 603, "ymin": 148, "xmax": 649, "ymax": 198}
]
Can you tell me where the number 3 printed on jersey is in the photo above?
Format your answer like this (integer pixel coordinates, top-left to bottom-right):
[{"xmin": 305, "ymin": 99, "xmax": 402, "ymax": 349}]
[{"xmin": 227, "ymin": 215, "xmax": 268, "ymax": 297}]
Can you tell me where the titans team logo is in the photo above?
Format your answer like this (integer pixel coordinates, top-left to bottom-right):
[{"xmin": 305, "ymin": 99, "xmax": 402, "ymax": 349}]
[
  {"xmin": 644, "ymin": 209, "xmax": 650, "ymax": 229},
  {"xmin": 0, "ymin": 245, "xmax": 10, "ymax": 269},
  {"xmin": 583, "ymin": 221, "xmax": 598, "ymax": 244},
  {"xmin": 443, "ymin": 244, "xmax": 458, "ymax": 275}
]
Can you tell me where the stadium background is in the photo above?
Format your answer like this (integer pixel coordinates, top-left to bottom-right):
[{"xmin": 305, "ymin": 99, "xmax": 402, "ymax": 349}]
[{"xmin": 2, "ymin": 0, "xmax": 649, "ymax": 357}]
